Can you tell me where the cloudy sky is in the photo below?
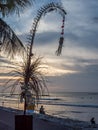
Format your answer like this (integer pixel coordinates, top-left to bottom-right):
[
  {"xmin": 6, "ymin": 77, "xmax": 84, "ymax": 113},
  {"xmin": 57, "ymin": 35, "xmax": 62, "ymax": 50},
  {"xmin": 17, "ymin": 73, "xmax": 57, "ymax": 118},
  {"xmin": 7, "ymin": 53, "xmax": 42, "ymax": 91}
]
[{"xmin": 0, "ymin": 0, "xmax": 98, "ymax": 92}]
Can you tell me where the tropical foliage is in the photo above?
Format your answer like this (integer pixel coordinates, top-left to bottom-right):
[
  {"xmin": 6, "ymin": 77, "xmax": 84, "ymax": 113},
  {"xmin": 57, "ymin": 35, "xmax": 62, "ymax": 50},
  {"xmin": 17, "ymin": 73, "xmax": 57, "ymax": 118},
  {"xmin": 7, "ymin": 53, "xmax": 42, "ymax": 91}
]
[
  {"xmin": 2, "ymin": 55, "xmax": 47, "ymax": 105},
  {"xmin": 0, "ymin": 18, "xmax": 25, "ymax": 58},
  {"xmin": 0, "ymin": 0, "xmax": 32, "ymax": 16}
]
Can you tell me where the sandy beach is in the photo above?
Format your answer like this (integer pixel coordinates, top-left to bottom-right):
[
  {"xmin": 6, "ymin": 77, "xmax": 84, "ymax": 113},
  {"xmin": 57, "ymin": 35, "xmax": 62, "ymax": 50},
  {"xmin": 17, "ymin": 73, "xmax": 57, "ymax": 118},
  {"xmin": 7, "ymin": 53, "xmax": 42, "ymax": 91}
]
[{"xmin": 0, "ymin": 107, "xmax": 98, "ymax": 130}]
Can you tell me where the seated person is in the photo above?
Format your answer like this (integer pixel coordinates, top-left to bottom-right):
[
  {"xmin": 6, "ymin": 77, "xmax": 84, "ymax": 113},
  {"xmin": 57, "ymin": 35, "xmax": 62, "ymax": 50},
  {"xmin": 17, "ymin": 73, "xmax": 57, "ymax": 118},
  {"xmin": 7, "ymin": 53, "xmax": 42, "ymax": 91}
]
[
  {"xmin": 90, "ymin": 117, "xmax": 96, "ymax": 127},
  {"xmin": 39, "ymin": 105, "xmax": 45, "ymax": 114}
]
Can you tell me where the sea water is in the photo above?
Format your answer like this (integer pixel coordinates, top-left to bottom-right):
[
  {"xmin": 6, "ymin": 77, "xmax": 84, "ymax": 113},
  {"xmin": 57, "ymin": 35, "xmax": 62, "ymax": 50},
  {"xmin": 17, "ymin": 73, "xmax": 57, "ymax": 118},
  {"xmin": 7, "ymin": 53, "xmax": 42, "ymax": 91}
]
[
  {"xmin": 0, "ymin": 92, "xmax": 98, "ymax": 123},
  {"xmin": 39, "ymin": 92, "xmax": 98, "ymax": 123}
]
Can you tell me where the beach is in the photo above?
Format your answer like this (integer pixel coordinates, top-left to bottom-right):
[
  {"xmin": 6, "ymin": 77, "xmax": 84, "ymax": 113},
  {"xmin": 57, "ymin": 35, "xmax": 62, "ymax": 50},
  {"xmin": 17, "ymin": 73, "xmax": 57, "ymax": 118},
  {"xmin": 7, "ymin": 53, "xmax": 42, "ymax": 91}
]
[
  {"xmin": 0, "ymin": 92, "xmax": 98, "ymax": 130},
  {"xmin": 0, "ymin": 106, "xmax": 98, "ymax": 130}
]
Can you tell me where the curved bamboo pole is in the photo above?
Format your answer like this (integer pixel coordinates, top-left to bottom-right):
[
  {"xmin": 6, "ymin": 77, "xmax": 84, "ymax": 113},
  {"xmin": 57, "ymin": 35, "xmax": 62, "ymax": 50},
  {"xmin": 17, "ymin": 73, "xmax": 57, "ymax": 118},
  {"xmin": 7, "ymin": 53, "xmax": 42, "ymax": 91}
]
[{"xmin": 23, "ymin": 2, "xmax": 66, "ymax": 115}]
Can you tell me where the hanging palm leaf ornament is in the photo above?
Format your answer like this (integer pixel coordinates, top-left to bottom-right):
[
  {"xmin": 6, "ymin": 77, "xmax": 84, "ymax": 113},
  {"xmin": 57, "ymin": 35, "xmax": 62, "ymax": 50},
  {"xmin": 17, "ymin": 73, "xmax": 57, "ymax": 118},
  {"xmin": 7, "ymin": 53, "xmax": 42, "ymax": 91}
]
[
  {"xmin": 27, "ymin": 2, "xmax": 66, "ymax": 59},
  {"xmin": 56, "ymin": 16, "xmax": 65, "ymax": 56}
]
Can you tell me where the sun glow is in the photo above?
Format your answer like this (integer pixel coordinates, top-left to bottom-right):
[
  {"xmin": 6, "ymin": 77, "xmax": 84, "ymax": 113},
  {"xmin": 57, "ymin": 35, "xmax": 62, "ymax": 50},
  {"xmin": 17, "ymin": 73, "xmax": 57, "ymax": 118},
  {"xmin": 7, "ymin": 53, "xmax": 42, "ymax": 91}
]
[
  {"xmin": 47, "ymin": 68, "xmax": 77, "ymax": 76},
  {"xmin": 41, "ymin": 64, "xmax": 77, "ymax": 76},
  {"xmin": 0, "ymin": 76, "xmax": 19, "ymax": 80}
]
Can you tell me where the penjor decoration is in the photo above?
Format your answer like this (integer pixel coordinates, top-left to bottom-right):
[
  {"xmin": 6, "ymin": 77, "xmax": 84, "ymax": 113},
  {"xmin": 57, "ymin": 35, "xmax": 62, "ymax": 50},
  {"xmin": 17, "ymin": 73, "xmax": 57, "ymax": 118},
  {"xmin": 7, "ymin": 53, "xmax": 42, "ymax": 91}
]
[{"xmin": 56, "ymin": 16, "xmax": 65, "ymax": 56}]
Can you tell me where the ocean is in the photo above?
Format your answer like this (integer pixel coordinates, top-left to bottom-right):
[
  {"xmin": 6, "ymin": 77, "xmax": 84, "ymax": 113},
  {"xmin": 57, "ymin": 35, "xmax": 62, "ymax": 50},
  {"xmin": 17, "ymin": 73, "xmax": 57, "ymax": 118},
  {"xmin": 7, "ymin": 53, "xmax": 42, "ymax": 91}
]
[
  {"xmin": 0, "ymin": 92, "xmax": 98, "ymax": 123},
  {"xmin": 39, "ymin": 92, "xmax": 98, "ymax": 123}
]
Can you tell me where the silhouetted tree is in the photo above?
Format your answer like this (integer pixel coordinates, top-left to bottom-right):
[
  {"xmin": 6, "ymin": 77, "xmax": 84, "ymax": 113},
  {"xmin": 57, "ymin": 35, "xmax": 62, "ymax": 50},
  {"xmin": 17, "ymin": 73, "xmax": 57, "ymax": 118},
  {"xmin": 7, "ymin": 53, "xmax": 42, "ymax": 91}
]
[{"xmin": 1, "ymin": 2, "xmax": 66, "ymax": 114}]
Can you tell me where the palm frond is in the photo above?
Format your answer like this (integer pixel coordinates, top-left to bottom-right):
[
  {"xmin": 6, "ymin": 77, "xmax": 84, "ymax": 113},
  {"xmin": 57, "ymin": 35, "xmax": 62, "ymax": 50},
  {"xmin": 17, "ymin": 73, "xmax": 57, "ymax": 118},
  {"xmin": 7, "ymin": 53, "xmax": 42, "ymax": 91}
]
[
  {"xmin": 0, "ymin": 0, "xmax": 32, "ymax": 16},
  {"xmin": 0, "ymin": 18, "xmax": 25, "ymax": 58}
]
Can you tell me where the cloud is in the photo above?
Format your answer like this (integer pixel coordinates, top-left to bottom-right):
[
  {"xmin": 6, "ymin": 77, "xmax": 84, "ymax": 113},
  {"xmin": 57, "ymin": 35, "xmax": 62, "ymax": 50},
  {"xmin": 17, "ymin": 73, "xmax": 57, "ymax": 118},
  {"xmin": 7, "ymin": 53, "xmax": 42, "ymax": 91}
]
[
  {"xmin": 47, "ymin": 66, "xmax": 98, "ymax": 92},
  {"xmin": 35, "ymin": 32, "xmax": 59, "ymax": 45},
  {"xmin": 0, "ymin": 0, "xmax": 98, "ymax": 92},
  {"xmin": 62, "ymin": 0, "xmax": 98, "ymax": 49},
  {"xmin": 0, "ymin": 56, "xmax": 12, "ymax": 65}
]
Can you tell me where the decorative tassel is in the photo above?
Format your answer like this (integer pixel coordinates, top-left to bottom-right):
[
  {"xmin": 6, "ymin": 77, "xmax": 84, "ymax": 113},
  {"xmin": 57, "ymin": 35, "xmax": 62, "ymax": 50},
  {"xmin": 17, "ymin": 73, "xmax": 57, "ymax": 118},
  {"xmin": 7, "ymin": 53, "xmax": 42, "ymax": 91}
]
[
  {"xmin": 56, "ymin": 16, "xmax": 65, "ymax": 56},
  {"xmin": 56, "ymin": 37, "xmax": 64, "ymax": 56},
  {"xmin": 0, "ymin": 41, "xmax": 2, "ymax": 45}
]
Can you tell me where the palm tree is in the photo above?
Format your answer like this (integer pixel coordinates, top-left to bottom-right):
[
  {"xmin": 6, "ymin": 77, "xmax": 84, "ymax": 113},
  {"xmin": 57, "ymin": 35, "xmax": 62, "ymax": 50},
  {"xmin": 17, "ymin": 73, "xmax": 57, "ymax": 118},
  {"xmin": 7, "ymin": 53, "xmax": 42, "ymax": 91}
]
[
  {"xmin": 1, "ymin": 2, "xmax": 66, "ymax": 114},
  {"xmin": 0, "ymin": 0, "xmax": 33, "ymax": 57}
]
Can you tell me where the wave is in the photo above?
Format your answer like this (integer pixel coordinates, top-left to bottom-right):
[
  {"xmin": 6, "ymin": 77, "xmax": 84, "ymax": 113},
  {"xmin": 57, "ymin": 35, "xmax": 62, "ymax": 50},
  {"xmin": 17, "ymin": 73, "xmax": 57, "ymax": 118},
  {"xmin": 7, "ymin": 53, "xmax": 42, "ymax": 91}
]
[
  {"xmin": 40, "ymin": 98, "xmax": 61, "ymax": 101},
  {"xmin": 45, "ymin": 103, "xmax": 98, "ymax": 108}
]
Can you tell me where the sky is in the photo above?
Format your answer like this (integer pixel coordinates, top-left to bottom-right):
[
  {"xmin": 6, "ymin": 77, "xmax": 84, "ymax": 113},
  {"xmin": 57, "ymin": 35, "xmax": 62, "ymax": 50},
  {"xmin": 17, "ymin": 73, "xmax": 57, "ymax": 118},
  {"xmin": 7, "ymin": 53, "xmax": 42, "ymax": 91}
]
[{"xmin": 0, "ymin": 0, "xmax": 98, "ymax": 92}]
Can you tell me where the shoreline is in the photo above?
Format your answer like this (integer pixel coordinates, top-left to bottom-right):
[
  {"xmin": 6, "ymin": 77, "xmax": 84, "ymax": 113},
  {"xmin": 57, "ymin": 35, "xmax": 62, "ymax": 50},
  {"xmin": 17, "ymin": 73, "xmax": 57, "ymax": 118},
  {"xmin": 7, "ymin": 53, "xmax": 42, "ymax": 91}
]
[{"xmin": 0, "ymin": 106, "xmax": 98, "ymax": 130}]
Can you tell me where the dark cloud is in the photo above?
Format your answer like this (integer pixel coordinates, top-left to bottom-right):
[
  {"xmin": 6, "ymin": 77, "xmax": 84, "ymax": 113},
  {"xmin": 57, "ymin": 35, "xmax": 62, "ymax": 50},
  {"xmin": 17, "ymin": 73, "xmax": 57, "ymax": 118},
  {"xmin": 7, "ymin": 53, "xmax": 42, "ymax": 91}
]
[
  {"xmin": 60, "ymin": 57, "xmax": 98, "ymax": 72},
  {"xmin": 19, "ymin": 29, "xmax": 98, "ymax": 50},
  {"xmin": 0, "ymin": 72, "xmax": 11, "ymax": 77},
  {"xmin": 35, "ymin": 31, "xmax": 60, "ymax": 45},
  {"xmin": 62, "ymin": 0, "xmax": 98, "ymax": 50},
  {"xmin": 0, "ymin": 56, "xmax": 11, "ymax": 64},
  {"xmin": 65, "ymin": 30, "xmax": 98, "ymax": 49},
  {"xmin": 18, "ymin": 31, "xmax": 60, "ymax": 47},
  {"xmin": 72, "ymin": 58, "xmax": 98, "ymax": 65},
  {"xmin": 85, "ymin": 64, "xmax": 98, "ymax": 73},
  {"xmin": 93, "ymin": 17, "xmax": 98, "ymax": 23},
  {"xmin": 19, "ymin": 27, "xmax": 98, "ymax": 50}
]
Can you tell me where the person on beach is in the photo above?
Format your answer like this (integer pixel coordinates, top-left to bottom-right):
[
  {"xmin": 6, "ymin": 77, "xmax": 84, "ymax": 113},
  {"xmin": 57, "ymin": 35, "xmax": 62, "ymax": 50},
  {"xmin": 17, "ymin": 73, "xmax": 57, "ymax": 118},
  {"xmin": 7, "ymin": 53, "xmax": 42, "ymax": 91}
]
[
  {"xmin": 2, "ymin": 101, "xmax": 4, "ymax": 107},
  {"xmin": 90, "ymin": 117, "xmax": 96, "ymax": 128},
  {"xmin": 39, "ymin": 105, "xmax": 45, "ymax": 114}
]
